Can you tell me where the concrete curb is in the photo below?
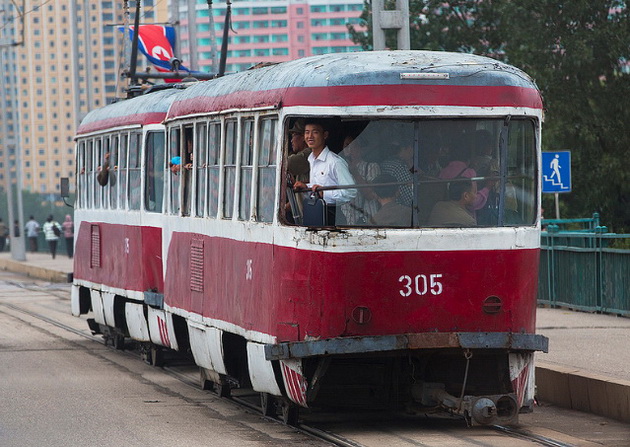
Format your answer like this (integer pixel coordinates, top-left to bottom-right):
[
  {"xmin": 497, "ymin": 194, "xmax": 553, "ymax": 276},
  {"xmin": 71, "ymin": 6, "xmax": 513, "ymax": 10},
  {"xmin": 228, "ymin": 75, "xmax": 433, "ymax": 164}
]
[
  {"xmin": 537, "ymin": 362, "xmax": 630, "ymax": 423},
  {"xmin": 0, "ymin": 258, "xmax": 72, "ymax": 283}
]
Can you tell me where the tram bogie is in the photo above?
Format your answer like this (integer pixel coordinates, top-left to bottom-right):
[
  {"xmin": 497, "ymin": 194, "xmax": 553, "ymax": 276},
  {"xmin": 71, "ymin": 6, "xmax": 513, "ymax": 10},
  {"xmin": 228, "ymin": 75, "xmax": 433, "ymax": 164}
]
[{"xmin": 70, "ymin": 51, "xmax": 547, "ymax": 426}]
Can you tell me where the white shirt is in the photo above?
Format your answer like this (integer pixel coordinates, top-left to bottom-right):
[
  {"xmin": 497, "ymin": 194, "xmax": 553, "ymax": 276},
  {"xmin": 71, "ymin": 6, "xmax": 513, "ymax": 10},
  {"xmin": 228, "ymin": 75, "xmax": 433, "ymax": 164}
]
[{"xmin": 307, "ymin": 147, "xmax": 357, "ymax": 205}]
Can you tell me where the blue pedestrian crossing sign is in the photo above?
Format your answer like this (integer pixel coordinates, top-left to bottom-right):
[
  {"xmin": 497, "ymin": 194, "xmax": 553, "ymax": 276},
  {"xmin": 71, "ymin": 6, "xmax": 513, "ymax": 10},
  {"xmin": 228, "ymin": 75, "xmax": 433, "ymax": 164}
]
[{"xmin": 542, "ymin": 151, "xmax": 571, "ymax": 193}]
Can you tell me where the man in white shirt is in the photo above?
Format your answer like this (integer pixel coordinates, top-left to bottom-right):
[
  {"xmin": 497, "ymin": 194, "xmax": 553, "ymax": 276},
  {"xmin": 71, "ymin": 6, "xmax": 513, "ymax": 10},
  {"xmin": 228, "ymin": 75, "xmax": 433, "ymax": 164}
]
[{"xmin": 294, "ymin": 120, "xmax": 356, "ymax": 225}]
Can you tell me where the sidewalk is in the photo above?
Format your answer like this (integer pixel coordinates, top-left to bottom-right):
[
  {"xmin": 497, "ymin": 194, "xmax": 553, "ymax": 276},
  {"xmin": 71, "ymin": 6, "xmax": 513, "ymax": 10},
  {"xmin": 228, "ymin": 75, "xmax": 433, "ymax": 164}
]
[
  {"xmin": 535, "ymin": 307, "xmax": 630, "ymax": 423},
  {"xmin": 0, "ymin": 251, "xmax": 73, "ymax": 283},
  {"xmin": 0, "ymin": 251, "xmax": 627, "ymax": 422}
]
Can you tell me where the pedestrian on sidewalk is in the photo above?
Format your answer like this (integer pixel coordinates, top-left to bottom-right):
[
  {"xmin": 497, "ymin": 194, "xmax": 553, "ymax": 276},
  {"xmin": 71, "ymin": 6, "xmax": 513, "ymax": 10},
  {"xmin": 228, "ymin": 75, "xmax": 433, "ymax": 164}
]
[
  {"xmin": 42, "ymin": 215, "xmax": 61, "ymax": 259},
  {"xmin": 62, "ymin": 214, "xmax": 74, "ymax": 259},
  {"xmin": 25, "ymin": 216, "xmax": 40, "ymax": 252},
  {"xmin": 0, "ymin": 218, "xmax": 8, "ymax": 252}
]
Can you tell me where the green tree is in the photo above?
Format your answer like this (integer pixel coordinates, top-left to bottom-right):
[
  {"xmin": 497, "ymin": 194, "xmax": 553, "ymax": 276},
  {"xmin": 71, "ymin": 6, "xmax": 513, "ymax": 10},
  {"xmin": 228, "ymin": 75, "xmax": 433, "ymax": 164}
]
[{"xmin": 349, "ymin": 1, "xmax": 630, "ymax": 230}]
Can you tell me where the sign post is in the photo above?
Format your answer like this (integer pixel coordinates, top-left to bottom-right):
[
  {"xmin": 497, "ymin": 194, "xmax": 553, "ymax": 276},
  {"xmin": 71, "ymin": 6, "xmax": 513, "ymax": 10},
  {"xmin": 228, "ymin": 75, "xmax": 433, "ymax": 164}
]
[{"xmin": 542, "ymin": 151, "xmax": 571, "ymax": 219}]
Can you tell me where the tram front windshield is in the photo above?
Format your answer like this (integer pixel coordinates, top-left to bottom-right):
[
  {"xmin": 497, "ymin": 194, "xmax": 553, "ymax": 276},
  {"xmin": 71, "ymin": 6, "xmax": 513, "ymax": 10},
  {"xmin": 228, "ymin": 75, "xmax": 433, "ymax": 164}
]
[{"xmin": 286, "ymin": 118, "xmax": 537, "ymax": 228}]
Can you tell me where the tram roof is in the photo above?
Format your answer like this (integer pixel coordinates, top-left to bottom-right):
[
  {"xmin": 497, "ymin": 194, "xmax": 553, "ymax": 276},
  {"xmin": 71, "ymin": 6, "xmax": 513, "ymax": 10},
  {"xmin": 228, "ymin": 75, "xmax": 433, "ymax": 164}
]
[
  {"xmin": 76, "ymin": 88, "xmax": 182, "ymax": 135},
  {"xmin": 167, "ymin": 50, "xmax": 543, "ymax": 120}
]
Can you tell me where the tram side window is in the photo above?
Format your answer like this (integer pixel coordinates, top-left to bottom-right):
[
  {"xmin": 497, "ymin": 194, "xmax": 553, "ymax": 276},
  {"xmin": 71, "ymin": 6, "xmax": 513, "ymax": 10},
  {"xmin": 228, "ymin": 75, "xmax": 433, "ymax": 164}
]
[
  {"xmin": 256, "ymin": 118, "xmax": 277, "ymax": 223},
  {"xmin": 145, "ymin": 131, "xmax": 165, "ymax": 213},
  {"xmin": 207, "ymin": 122, "xmax": 221, "ymax": 218},
  {"xmin": 182, "ymin": 127, "xmax": 194, "ymax": 216},
  {"xmin": 102, "ymin": 136, "xmax": 112, "ymax": 210},
  {"xmin": 223, "ymin": 120, "xmax": 237, "ymax": 219},
  {"xmin": 505, "ymin": 120, "xmax": 537, "ymax": 225},
  {"xmin": 109, "ymin": 135, "xmax": 119, "ymax": 209},
  {"xmin": 128, "ymin": 132, "xmax": 142, "ymax": 210},
  {"xmin": 95, "ymin": 138, "xmax": 103, "ymax": 209},
  {"xmin": 77, "ymin": 141, "xmax": 85, "ymax": 209},
  {"xmin": 168, "ymin": 128, "xmax": 181, "ymax": 215},
  {"xmin": 118, "ymin": 133, "xmax": 128, "ymax": 209},
  {"xmin": 86, "ymin": 139, "xmax": 94, "ymax": 208},
  {"xmin": 239, "ymin": 119, "xmax": 255, "ymax": 221},
  {"xmin": 195, "ymin": 123, "xmax": 208, "ymax": 217}
]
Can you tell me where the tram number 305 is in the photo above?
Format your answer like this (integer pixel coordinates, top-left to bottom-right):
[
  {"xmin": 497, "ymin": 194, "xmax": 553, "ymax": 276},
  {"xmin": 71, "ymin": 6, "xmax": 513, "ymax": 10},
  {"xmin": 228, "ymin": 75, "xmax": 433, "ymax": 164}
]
[{"xmin": 399, "ymin": 274, "xmax": 443, "ymax": 297}]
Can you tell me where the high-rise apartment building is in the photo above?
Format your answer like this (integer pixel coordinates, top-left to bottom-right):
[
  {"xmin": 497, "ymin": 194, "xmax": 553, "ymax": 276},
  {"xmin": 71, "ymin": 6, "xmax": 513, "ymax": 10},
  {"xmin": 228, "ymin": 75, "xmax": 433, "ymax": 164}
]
[
  {"xmin": 0, "ymin": 0, "xmax": 168, "ymax": 195},
  {"xmin": 0, "ymin": 0, "xmax": 365, "ymax": 196},
  {"xmin": 175, "ymin": 0, "xmax": 366, "ymax": 74}
]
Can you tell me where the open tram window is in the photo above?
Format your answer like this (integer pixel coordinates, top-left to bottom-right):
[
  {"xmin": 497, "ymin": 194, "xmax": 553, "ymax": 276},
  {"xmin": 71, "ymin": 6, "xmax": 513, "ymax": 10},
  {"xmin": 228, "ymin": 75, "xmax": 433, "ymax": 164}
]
[
  {"xmin": 168, "ymin": 127, "xmax": 181, "ymax": 215},
  {"xmin": 145, "ymin": 131, "xmax": 165, "ymax": 213},
  {"xmin": 256, "ymin": 117, "xmax": 277, "ymax": 223},
  {"xmin": 282, "ymin": 117, "xmax": 537, "ymax": 229}
]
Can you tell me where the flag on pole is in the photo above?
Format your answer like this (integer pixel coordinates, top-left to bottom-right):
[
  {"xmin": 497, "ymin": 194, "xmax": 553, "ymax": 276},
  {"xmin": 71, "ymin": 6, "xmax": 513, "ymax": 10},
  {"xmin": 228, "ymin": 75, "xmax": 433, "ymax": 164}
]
[{"xmin": 121, "ymin": 25, "xmax": 190, "ymax": 73}]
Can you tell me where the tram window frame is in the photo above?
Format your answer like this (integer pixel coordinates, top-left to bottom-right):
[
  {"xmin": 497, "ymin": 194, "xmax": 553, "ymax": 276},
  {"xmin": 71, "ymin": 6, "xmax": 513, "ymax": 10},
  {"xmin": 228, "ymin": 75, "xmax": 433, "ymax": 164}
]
[
  {"xmin": 168, "ymin": 127, "xmax": 181, "ymax": 215},
  {"xmin": 128, "ymin": 132, "xmax": 142, "ymax": 210},
  {"xmin": 118, "ymin": 133, "xmax": 128, "ymax": 209},
  {"xmin": 256, "ymin": 117, "xmax": 277, "ymax": 223},
  {"xmin": 195, "ymin": 123, "xmax": 208, "ymax": 217},
  {"xmin": 223, "ymin": 119, "xmax": 238, "ymax": 220},
  {"xmin": 207, "ymin": 121, "xmax": 221, "ymax": 218},
  {"xmin": 238, "ymin": 118, "xmax": 255, "ymax": 221},
  {"xmin": 144, "ymin": 130, "xmax": 166, "ymax": 213}
]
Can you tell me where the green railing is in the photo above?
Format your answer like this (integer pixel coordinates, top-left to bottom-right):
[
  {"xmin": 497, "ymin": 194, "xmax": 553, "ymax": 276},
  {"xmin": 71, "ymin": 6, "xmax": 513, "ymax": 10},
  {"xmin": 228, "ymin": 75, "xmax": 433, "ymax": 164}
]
[{"xmin": 539, "ymin": 223, "xmax": 630, "ymax": 316}]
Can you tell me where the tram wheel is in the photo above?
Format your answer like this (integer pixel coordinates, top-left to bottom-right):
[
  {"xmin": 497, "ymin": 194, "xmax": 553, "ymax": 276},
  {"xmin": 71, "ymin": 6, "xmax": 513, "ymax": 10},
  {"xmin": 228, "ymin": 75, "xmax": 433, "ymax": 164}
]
[
  {"xmin": 214, "ymin": 381, "xmax": 231, "ymax": 398},
  {"xmin": 150, "ymin": 345, "xmax": 164, "ymax": 367},
  {"xmin": 200, "ymin": 373, "xmax": 213, "ymax": 391},
  {"xmin": 280, "ymin": 400, "xmax": 299, "ymax": 426},
  {"xmin": 260, "ymin": 393, "xmax": 276, "ymax": 417},
  {"xmin": 112, "ymin": 333, "xmax": 125, "ymax": 350}
]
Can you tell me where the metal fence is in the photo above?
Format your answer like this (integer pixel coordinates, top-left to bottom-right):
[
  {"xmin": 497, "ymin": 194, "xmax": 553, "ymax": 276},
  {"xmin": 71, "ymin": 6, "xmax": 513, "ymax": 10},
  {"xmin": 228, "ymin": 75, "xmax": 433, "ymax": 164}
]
[{"xmin": 539, "ymin": 216, "xmax": 630, "ymax": 316}]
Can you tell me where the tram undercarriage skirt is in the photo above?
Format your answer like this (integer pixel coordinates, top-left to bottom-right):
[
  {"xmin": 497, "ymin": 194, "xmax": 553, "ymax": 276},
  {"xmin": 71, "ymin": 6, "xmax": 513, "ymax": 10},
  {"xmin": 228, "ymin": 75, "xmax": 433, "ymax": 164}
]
[{"xmin": 264, "ymin": 332, "xmax": 549, "ymax": 361}]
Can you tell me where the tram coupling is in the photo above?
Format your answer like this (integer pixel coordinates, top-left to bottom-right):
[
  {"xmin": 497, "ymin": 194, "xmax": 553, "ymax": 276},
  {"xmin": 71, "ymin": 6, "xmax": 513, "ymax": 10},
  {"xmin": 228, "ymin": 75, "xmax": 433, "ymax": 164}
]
[{"xmin": 412, "ymin": 381, "xmax": 518, "ymax": 426}]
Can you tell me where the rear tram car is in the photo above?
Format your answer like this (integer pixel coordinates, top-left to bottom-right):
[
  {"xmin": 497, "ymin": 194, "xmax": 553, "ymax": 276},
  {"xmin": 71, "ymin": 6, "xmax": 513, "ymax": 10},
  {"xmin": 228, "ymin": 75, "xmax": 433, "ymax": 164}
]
[{"xmin": 71, "ymin": 51, "xmax": 548, "ymax": 425}]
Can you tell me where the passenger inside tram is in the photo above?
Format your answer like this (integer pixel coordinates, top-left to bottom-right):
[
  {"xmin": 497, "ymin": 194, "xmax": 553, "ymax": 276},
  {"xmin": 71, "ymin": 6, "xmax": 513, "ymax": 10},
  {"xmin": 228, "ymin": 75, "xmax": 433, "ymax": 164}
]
[
  {"xmin": 438, "ymin": 142, "xmax": 493, "ymax": 214},
  {"xmin": 368, "ymin": 173, "xmax": 411, "ymax": 227},
  {"xmin": 293, "ymin": 120, "xmax": 356, "ymax": 226},
  {"xmin": 284, "ymin": 117, "xmax": 536, "ymax": 229},
  {"xmin": 340, "ymin": 134, "xmax": 380, "ymax": 225},
  {"xmin": 427, "ymin": 178, "xmax": 478, "ymax": 227}
]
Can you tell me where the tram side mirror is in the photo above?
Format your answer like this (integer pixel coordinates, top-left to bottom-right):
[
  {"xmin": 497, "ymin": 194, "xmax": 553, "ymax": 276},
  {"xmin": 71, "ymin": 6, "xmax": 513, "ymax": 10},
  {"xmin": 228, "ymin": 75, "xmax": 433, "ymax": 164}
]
[{"xmin": 60, "ymin": 177, "xmax": 70, "ymax": 198}]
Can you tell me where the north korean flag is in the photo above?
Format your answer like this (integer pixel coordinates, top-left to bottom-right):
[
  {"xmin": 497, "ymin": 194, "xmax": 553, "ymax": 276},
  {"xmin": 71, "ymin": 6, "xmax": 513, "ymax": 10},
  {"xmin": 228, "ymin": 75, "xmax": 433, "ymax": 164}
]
[{"xmin": 122, "ymin": 25, "xmax": 190, "ymax": 72}]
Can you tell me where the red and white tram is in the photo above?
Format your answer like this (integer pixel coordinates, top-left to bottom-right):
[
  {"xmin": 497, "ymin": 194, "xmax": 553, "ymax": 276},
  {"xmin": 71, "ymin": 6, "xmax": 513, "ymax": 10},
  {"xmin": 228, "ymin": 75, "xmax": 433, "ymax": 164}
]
[{"xmin": 70, "ymin": 51, "xmax": 548, "ymax": 425}]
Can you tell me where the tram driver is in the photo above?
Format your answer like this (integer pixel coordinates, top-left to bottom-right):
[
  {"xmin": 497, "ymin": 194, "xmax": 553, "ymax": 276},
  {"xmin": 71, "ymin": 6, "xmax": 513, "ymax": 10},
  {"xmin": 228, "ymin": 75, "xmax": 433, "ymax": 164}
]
[{"xmin": 293, "ymin": 120, "xmax": 356, "ymax": 225}]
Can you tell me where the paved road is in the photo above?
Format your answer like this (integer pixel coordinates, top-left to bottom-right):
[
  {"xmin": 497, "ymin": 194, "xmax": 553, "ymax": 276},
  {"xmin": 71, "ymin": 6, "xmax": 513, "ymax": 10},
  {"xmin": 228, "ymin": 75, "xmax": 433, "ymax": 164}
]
[
  {"xmin": 1, "ymin": 272, "xmax": 630, "ymax": 446},
  {"xmin": 0, "ymin": 278, "xmax": 324, "ymax": 447}
]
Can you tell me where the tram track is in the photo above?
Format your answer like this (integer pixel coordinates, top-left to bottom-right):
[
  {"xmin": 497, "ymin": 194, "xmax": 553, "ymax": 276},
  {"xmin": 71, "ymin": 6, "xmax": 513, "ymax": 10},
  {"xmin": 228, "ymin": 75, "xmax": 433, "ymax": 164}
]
[{"xmin": 1, "ymin": 297, "xmax": 578, "ymax": 447}]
